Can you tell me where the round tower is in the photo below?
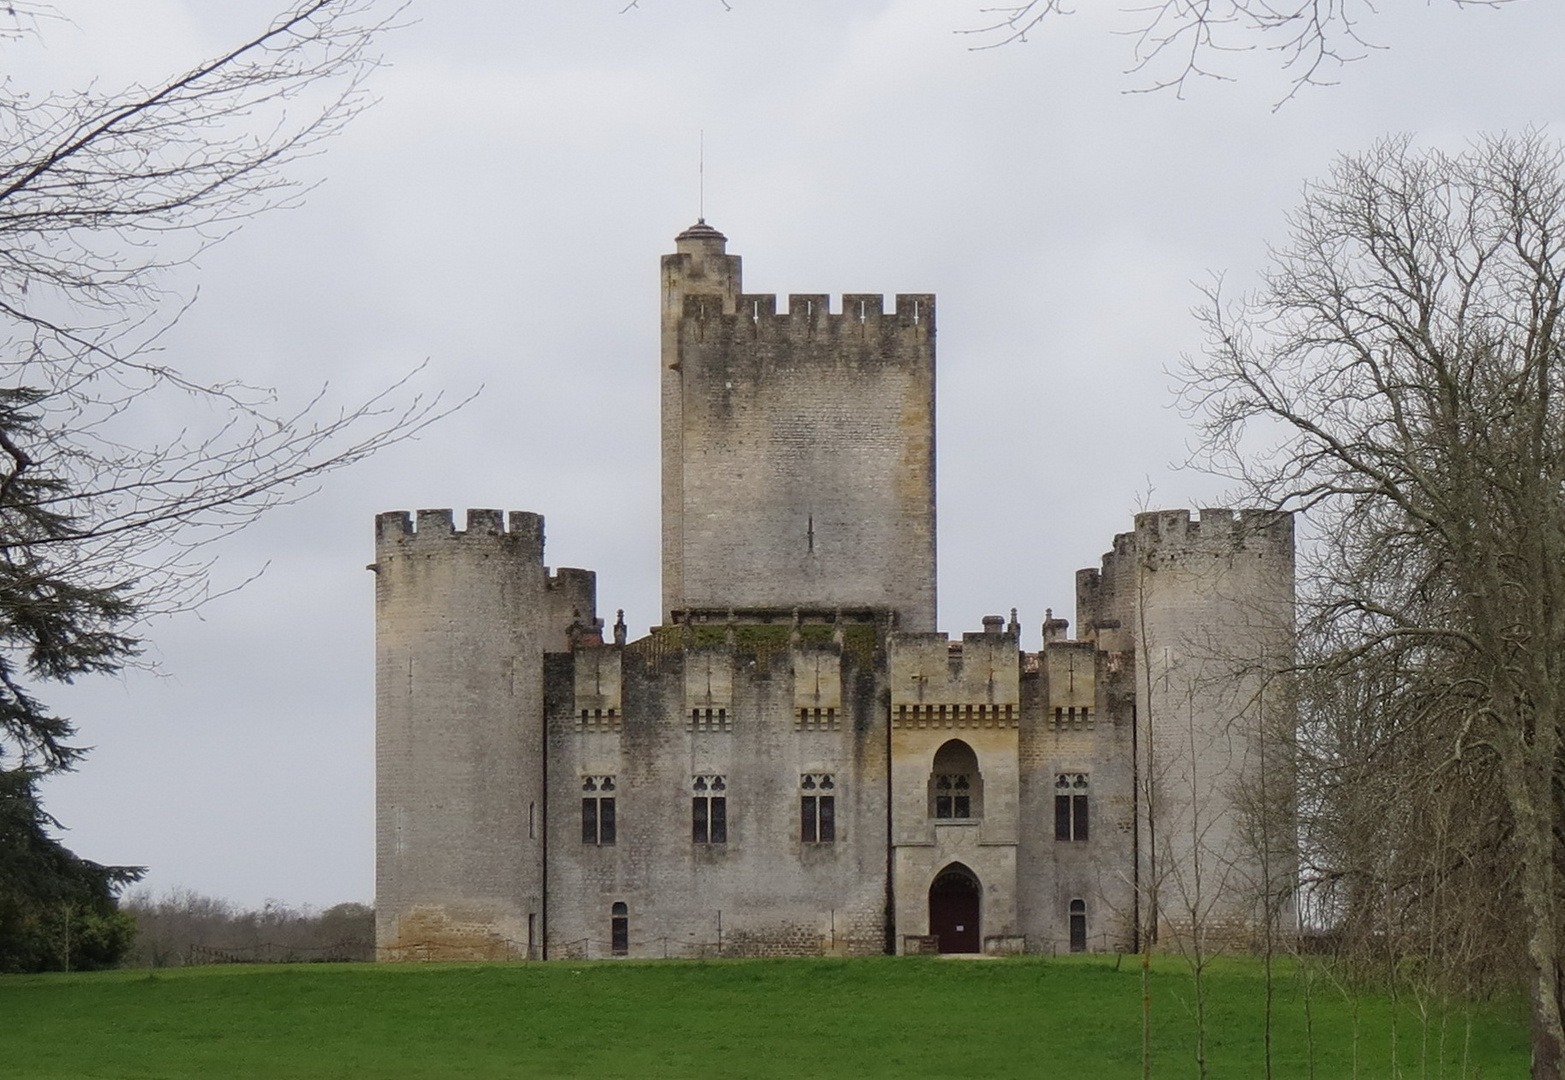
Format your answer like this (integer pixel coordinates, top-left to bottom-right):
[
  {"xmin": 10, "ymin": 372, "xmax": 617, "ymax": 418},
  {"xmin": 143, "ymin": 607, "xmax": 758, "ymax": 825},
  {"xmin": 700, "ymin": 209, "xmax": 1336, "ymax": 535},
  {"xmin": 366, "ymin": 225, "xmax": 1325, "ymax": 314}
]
[
  {"xmin": 373, "ymin": 508, "xmax": 548, "ymax": 960},
  {"xmin": 1130, "ymin": 508, "xmax": 1296, "ymax": 942}
]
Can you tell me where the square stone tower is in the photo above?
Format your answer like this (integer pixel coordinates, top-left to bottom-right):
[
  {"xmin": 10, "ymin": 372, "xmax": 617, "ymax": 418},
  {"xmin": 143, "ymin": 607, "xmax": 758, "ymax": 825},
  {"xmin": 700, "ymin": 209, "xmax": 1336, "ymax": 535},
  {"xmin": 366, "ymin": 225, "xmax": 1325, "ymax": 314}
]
[{"xmin": 660, "ymin": 221, "xmax": 937, "ymax": 631}]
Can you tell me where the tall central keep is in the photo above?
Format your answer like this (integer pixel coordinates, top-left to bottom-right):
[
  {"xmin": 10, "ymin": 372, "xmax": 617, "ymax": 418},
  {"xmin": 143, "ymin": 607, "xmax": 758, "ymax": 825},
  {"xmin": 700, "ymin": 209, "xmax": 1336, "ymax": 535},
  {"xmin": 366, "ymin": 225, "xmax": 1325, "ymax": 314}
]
[{"xmin": 660, "ymin": 221, "xmax": 937, "ymax": 631}]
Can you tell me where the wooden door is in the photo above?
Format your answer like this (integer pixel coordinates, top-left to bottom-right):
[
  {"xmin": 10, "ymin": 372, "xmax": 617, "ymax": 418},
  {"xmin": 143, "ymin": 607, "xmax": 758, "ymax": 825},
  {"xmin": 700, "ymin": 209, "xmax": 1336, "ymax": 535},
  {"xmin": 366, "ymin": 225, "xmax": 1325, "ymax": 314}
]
[{"xmin": 929, "ymin": 869, "xmax": 981, "ymax": 954}]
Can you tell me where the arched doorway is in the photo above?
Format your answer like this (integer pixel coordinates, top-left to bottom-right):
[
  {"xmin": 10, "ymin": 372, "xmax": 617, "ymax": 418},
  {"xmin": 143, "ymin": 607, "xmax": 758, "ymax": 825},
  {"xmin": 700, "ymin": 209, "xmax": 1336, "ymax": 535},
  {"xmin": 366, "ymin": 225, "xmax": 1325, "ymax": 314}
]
[{"xmin": 928, "ymin": 864, "xmax": 981, "ymax": 954}]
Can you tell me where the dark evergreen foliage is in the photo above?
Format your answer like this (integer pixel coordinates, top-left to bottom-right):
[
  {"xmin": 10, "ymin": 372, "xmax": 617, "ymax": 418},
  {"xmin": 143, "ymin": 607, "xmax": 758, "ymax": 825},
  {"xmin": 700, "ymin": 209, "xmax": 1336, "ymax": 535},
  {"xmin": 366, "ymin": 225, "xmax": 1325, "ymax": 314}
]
[
  {"xmin": 0, "ymin": 768, "xmax": 140, "ymax": 971},
  {"xmin": 0, "ymin": 389, "xmax": 142, "ymax": 971}
]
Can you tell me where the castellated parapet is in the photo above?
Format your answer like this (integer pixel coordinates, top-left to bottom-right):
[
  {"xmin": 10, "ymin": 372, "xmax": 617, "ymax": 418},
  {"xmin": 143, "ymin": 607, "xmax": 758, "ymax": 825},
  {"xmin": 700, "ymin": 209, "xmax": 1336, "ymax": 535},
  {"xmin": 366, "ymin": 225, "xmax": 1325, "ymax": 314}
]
[
  {"xmin": 661, "ymin": 223, "xmax": 936, "ymax": 633},
  {"xmin": 374, "ymin": 508, "xmax": 595, "ymax": 960}
]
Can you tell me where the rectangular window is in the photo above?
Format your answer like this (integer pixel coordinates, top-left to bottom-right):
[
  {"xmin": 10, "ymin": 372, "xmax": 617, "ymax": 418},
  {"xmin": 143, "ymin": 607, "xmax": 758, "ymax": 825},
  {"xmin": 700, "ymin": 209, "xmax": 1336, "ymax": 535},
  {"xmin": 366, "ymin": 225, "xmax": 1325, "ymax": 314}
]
[
  {"xmin": 600, "ymin": 797, "xmax": 616, "ymax": 844},
  {"xmin": 693, "ymin": 796, "xmax": 727, "ymax": 843},
  {"xmin": 800, "ymin": 774, "xmax": 836, "ymax": 842},
  {"xmin": 581, "ymin": 797, "xmax": 615, "ymax": 845},
  {"xmin": 1055, "ymin": 773, "xmax": 1089, "ymax": 841},
  {"xmin": 611, "ymin": 906, "xmax": 629, "ymax": 956},
  {"xmin": 800, "ymin": 794, "xmax": 836, "ymax": 842},
  {"xmin": 692, "ymin": 775, "xmax": 727, "ymax": 844},
  {"xmin": 581, "ymin": 776, "xmax": 616, "ymax": 845},
  {"xmin": 692, "ymin": 796, "xmax": 708, "ymax": 844}
]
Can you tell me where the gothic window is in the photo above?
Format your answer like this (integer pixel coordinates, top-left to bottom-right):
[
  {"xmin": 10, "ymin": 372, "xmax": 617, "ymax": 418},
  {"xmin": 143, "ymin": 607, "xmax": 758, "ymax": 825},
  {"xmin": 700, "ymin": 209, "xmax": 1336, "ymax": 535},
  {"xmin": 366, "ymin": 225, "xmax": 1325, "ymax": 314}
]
[
  {"xmin": 928, "ymin": 739, "xmax": 983, "ymax": 820},
  {"xmin": 1054, "ymin": 773, "xmax": 1089, "ymax": 842},
  {"xmin": 800, "ymin": 773, "xmax": 836, "ymax": 843},
  {"xmin": 692, "ymin": 774, "xmax": 727, "ymax": 844},
  {"xmin": 611, "ymin": 902, "xmax": 629, "ymax": 956},
  {"xmin": 934, "ymin": 773, "xmax": 972, "ymax": 819},
  {"xmin": 581, "ymin": 776, "xmax": 616, "ymax": 845},
  {"xmin": 1069, "ymin": 898, "xmax": 1087, "ymax": 953}
]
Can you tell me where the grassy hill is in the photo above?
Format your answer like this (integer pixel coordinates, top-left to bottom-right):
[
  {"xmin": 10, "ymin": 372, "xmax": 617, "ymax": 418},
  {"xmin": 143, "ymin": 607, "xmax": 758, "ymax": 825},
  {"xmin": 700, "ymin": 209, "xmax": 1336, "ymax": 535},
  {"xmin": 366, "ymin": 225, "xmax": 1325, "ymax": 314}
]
[{"xmin": 1, "ymin": 954, "xmax": 1530, "ymax": 1079}]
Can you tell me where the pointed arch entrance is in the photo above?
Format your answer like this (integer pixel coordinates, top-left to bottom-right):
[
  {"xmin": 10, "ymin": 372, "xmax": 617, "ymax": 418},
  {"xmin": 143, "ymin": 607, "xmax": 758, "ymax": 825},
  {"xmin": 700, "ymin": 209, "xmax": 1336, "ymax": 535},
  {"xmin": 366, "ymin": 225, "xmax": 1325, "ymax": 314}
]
[{"xmin": 928, "ymin": 863, "xmax": 981, "ymax": 954}]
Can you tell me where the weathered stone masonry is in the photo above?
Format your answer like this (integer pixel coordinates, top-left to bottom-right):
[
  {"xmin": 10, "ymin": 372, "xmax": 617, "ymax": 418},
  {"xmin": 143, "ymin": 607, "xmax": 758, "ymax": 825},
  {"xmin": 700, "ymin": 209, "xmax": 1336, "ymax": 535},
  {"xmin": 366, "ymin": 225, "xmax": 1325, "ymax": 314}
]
[{"xmin": 373, "ymin": 223, "xmax": 1296, "ymax": 961}]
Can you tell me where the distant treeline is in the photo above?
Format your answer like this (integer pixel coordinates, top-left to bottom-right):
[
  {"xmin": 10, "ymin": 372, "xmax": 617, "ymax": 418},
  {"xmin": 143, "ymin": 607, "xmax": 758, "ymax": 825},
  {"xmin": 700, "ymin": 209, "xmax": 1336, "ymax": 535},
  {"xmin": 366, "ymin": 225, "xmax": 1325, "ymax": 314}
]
[{"xmin": 123, "ymin": 890, "xmax": 374, "ymax": 967}]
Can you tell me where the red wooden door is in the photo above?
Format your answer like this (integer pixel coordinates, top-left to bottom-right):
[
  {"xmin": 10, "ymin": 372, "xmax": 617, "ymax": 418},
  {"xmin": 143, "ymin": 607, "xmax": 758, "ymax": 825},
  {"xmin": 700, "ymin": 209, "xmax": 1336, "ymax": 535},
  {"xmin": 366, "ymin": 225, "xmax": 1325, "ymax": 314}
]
[{"xmin": 929, "ymin": 869, "xmax": 981, "ymax": 953}]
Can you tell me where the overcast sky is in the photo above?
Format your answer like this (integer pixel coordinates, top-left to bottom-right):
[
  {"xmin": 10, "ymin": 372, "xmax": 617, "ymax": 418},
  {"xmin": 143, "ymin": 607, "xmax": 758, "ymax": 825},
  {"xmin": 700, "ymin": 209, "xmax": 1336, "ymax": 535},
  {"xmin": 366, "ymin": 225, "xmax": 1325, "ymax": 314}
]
[{"xmin": 30, "ymin": 0, "xmax": 1565, "ymax": 908}]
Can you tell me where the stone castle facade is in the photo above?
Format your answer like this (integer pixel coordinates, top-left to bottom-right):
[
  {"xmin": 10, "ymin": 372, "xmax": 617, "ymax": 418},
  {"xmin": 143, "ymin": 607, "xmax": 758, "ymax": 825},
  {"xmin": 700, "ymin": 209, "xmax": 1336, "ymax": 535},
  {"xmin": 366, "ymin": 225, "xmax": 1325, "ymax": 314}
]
[{"xmin": 372, "ymin": 222, "xmax": 1295, "ymax": 961}]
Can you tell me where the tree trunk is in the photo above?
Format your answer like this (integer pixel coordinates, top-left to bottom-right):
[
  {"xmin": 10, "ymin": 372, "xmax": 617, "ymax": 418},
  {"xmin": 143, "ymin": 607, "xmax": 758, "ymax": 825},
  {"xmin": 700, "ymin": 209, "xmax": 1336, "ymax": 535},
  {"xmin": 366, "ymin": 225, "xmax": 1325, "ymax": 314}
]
[
  {"xmin": 1525, "ymin": 893, "xmax": 1565, "ymax": 1079},
  {"xmin": 1508, "ymin": 754, "xmax": 1565, "ymax": 1080}
]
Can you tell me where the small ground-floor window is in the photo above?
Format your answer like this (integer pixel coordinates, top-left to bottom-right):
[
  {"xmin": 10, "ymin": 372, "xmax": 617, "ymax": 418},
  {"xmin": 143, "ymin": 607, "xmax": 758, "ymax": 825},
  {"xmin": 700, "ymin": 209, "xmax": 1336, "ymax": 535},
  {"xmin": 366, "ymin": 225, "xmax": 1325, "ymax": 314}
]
[
  {"xmin": 611, "ymin": 902, "xmax": 628, "ymax": 956},
  {"xmin": 1069, "ymin": 898, "xmax": 1087, "ymax": 953}
]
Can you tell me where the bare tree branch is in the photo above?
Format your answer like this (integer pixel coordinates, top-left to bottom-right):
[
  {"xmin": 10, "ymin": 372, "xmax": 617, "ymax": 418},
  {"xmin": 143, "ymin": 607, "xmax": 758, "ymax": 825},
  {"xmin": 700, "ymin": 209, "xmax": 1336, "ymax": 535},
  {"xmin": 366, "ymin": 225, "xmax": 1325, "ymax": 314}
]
[{"xmin": 960, "ymin": 0, "xmax": 1520, "ymax": 104}]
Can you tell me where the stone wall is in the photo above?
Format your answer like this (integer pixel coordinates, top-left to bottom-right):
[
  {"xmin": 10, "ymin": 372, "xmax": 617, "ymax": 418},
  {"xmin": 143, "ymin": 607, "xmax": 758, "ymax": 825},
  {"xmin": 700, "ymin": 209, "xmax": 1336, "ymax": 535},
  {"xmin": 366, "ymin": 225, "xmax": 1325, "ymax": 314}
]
[
  {"xmin": 1015, "ymin": 632, "xmax": 1138, "ymax": 955},
  {"xmin": 660, "ymin": 224, "xmax": 936, "ymax": 632},
  {"xmin": 888, "ymin": 626, "xmax": 1022, "ymax": 951},
  {"xmin": 543, "ymin": 615, "xmax": 892, "ymax": 960}
]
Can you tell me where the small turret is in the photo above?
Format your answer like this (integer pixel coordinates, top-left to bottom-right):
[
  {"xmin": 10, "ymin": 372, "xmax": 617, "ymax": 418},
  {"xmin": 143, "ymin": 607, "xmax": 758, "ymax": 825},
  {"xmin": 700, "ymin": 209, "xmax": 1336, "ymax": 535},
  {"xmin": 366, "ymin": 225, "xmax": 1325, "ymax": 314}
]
[
  {"xmin": 663, "ymin": 219, "xmax": 741, "ymax": 315},
  {"xmin": 675, "ymin": 217, "xmax": 727, "ymax": 252}
]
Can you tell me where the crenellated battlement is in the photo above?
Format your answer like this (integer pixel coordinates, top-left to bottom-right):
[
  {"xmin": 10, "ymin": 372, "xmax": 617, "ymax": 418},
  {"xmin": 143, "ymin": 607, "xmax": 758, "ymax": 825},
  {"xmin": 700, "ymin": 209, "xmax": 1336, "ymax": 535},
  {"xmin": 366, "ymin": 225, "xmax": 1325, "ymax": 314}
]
[
  {"xmin": 680, "ymin": 291, "xmax": 934, "ymax": 330},
  {"xmin": 547, "ymin": 567, "xmax": 595, "ymax": 591},
  {"xmin": 889, "ymin": 621, "xmax": 1020, "ymax": 713},
  {"xmin": 1132, "ymin": 507, "xmax": 1292, "ymax": 558},
  {"xmin": 374, "ymin": 508, "xmax": 545, "ymax": 560},
  {"xmin": 1076, "ymin": 508, "xmax": 1291, "ymax": 647}
]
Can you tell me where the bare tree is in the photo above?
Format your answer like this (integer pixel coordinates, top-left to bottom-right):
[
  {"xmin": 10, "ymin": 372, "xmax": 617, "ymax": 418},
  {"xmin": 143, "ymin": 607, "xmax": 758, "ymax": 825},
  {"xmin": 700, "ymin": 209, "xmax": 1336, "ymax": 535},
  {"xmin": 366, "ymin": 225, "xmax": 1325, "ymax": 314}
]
[
  {"xmin": 0, "ymin": 1, "xmax": 454, "ymax": 966},
  {"xmin": 1184, "ymin": 131, "xmax": 1565, "ymax": 1079},
  {"xmin": 122, "ymin": 889, "xmax": 374, "ymax": 966},
  {"xmin": 961, "ymin": 0, "xmax": 1521, "ymax": 103},
  {"xmin": 0, "ymin": 0, "xmax": 454, "ymax": 772}
]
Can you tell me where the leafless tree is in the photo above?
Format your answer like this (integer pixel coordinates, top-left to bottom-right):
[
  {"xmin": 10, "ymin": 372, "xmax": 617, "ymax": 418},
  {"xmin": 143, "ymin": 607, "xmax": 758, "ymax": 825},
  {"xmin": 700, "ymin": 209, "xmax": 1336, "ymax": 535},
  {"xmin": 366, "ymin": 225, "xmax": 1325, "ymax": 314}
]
[
  {"xmin": 961, "ymin": 0, "xmax": 1520, "ymax": 104},
  {"xmin": 0, "ymin": 0, "xmax": 459, "ymax": 773},
  {"xmin": 123, "ymin": 889, "xmax": 374, "ymax": 965},
  {"xmin": 1184, "ymin": 131, "xmax": 1565, "ymax": 1079}
]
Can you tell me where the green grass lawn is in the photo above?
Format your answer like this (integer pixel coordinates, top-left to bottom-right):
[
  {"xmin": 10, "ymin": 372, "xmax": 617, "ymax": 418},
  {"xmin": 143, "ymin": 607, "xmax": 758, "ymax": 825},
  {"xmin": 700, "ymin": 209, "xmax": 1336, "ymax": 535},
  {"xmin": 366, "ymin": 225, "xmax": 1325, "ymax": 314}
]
[{"xmin": 1, "ymin": 955, "xmax": 1530, "ymax": 1079}]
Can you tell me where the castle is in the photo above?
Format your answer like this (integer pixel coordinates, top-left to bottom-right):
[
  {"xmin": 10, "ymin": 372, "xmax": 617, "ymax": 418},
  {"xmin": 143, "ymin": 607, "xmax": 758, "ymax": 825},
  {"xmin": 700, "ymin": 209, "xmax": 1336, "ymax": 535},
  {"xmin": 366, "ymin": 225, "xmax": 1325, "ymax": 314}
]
[{"xmin": 372, "ymin": 221, "xmax": 1295, "ymax": 960}]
